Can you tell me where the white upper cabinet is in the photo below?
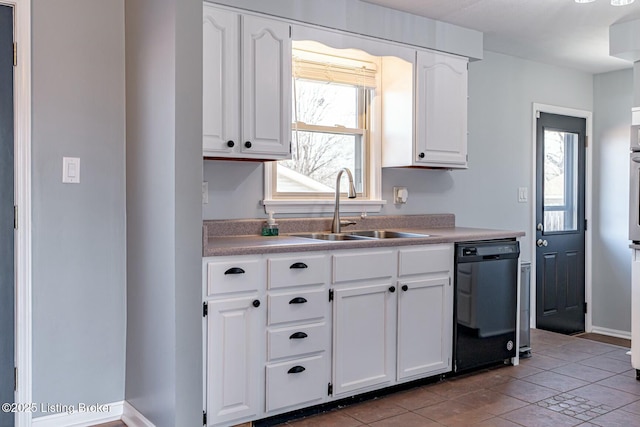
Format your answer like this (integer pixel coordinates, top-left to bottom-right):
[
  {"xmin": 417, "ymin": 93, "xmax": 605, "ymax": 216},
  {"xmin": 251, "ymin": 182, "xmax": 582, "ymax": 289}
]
[
  {"xmin": 415, "ymin": 50, "xmax": 468, "ymax": 168},
  {"xmin": 203, "ymin": 5, "xmax": 291, "ymax": 160},
  {"xmin": 381, "ymin": 50, "xmax": 468, "ymax": 169}
]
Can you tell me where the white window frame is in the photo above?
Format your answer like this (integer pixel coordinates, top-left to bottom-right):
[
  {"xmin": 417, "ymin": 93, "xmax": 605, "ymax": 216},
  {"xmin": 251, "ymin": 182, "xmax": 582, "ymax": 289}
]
[{"xmin": 263, "ymin": 39, "xmax": 386, "ymax": 215}]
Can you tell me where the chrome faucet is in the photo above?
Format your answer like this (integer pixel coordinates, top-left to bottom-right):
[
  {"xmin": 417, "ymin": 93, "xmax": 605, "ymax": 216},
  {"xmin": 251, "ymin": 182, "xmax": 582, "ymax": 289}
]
[{"xmin": 331, "ymin": 168, "xmax": 357, "ymax": 233}]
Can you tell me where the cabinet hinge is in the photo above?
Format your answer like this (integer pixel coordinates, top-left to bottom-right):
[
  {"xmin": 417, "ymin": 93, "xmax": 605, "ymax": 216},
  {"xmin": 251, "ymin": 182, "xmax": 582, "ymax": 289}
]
[
  {"xmin": 13, "ymin": 205, "xmax": 17, "ymax": 229},
  {"xmin": 14, "ymin": 367, "xmax": 17, "ymax": 391},
  {"xmin": 329, "ymin": 289, "xmax": 334, "ymax": 302},
  {"xmin": 203, "ymin": 411, "xmax": 207, "ymax": 425},
  {"xmin": 449, "ymin": 277, "xmax": 451, "ymax": 286},
  {"xmin": 584, "ymin": 302, "xmax": 587, "ymax": 314},
  {"xmin": 13, "ymin": 42, "xmax": 17, "ymax": 67},
  {"xmin": 289, "ymin": 141, "xmax": 292, "ymax": 154},
  {"xmin": 327, "ymin": 382, "xmax": 333, "ymax": 396},
  {"xmin": 289, "ymin": 25, "xmax": 292, "ymax": 38},
  {"xmin": 203, "ymin": 302, "xmax": 208, "ymax": 317}
]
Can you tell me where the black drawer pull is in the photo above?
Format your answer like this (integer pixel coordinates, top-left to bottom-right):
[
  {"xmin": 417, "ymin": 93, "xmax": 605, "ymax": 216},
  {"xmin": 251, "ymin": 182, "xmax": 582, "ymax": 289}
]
[
  {"xmin": 289, "ymin": 297, "xmax": 308, "ymax": 304},
  {"xmin": 290, "ymin": 262, "xmax": 308, "ymax": 269},
  {"xmin": 224, "ymin": 267, "xmax": 245, "ymax": 275},
  {"xmin": 287, "ymin": 366, "xmax": 306, "ymax": 374},
  {"xmin": 289, "ymin": 332, "xmax": 308, "ymax": 340},
  {"xmin": 389, "ymin": 286, "xmax": 396, "ymax": 293},
  {"xmin": 252, "ymin": 299, "xmax": 261, "ymax": 308},
  {"xmin": 402, "ymin": 285, "xmax": 408, "ymax": 292}
]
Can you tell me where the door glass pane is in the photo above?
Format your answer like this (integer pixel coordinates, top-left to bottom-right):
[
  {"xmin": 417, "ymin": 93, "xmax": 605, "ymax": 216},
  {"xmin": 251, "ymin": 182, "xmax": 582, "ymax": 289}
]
[{"xmin": 544, "ymin": 130, "xmax": 578, "ymax": 232}]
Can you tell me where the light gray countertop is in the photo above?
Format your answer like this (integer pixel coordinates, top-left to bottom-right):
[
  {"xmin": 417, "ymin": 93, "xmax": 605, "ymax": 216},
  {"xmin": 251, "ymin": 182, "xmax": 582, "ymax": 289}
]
[{"xmin": 203, "ymin": 226, "xmax": 525, "ymax": 257}]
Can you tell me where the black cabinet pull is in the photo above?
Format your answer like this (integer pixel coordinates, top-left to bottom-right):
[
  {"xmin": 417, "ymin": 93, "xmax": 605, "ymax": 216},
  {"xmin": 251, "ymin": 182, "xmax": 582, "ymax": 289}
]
[
  {"xmin": 418, "ymin": 152, "xmax": 425, "ymax": 159},
  {"xmin": 226, "ymin": 140, "xmax": 235, "ymax": 148},
  {"xmin": 290, "ymin": 262, "xmax": 308, "ymax": 269},
  {"xmin": 244, "ymin": 141, "xmax": 252, "ymax": 148},
  {"xmin": 252, "ymin": 299, "xmax": 260, "ymax": 308},
  {"xmin": 224, "ymin": 267, "xmax": 245, "ymax": 275},
  {"xmin": 389, "ymin": 286, "xmax": 396, "ymax": 293},
  {"xmin": 289, "ymin": 332, "xmax": 308, "ymax": 340},
  {"xmin": 289, "ymin": 297, "xmax": 308, "ymax": 304},
  {"xmin": 287, "ymin": 366, "xmax": 306, "ymax": 374},
  {"xmin": 402, "ymin": 285, "xmax": 408, "ymax": 292}
]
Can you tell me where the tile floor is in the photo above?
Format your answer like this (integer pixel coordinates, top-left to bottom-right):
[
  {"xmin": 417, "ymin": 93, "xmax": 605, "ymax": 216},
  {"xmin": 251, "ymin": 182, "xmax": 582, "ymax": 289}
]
[{"xmin": 276, "ymin": 329, "xmax": 639, "ymax": 427}]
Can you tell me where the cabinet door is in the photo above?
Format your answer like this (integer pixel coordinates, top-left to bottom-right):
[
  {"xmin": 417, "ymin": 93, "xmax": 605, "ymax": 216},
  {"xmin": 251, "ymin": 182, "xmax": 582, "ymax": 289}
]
[
  {"xmin": 206, "ymin": 296, "xmax": 264, "ymax": 426},
  {"xmin": 203, "ymin": 5, "xmax": 240, "ymax": 155},
  {"xmin": 332, "ymin": 283, "xmax": 395, "ymax": 396},
  {"xmin": 397, "ymin": 276, "xmax": 452, "ymax": 380},
  {"xmin": 415, "ymin": 51, "xmax": 468, "ymax": 168},
  {"xmin": 241, "ymin": 15, "xmax": 291, "ymax": 158},
  {"xmin": 632, "ymin": 250, "xmax": 640, "ymax": 370}
]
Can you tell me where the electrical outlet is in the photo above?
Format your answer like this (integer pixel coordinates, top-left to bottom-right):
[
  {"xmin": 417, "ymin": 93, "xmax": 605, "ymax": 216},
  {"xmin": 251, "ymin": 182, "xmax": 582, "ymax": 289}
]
[{"xmin": 393, "ymin": 187, "xmax": 408, "ymax": 204}]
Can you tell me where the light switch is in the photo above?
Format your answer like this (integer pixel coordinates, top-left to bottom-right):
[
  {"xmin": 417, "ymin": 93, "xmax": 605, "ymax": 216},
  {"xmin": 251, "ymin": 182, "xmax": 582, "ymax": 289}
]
[
  {"xmin": 62, "ymin": 157, "xmax": 80, "ymax": 184},
  {"xmin": 518, "ymin": 187, "xmax": 528, "ymax": 203}
]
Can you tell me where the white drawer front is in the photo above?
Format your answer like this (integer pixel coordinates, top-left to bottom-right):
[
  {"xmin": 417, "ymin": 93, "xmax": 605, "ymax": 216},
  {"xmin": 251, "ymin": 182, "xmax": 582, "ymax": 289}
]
[
  {"xmin": 206, "ymin": 258, "xmax": 263, "ymax": 296},
  {"xmin": 267, "ymin": 322, "xmax": 329, "ymax": 361},
  {"xmin": 398, "ymin": 245, "xmax": 452, "ymax": 277},
  {"xmin": 332, "ymin": 250, "xmax": 395, "ymax": 283},
  {"xmin": 268, "ymin": 288, "xmax": 326, "ymax": 325},
  {"xmin": 266, "ymin": 355, "xmax": 326, "ymax": 412},
  {"xmin": 268, "ymin": 254, "xmax": 327, "ymax": 289}
]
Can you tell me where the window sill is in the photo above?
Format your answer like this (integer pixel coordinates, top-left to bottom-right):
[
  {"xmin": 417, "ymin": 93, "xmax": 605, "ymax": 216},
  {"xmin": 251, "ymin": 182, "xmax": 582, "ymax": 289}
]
[{"xmin": 262, "ymin": 199, "xmax": 386, "ymax": 215}]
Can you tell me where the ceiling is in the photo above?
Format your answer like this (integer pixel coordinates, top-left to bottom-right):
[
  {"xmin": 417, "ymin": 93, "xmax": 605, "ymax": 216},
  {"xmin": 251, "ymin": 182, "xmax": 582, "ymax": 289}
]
[{"xmin": 361, "ymin": 0, "xmax": 640, "ymax": 74}]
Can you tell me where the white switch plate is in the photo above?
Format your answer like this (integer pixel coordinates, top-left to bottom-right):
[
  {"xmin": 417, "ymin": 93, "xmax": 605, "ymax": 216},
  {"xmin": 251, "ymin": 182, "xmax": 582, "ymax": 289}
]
[
  {"xmin": 62, "ymin": 157, "xmax": 80, "ymax": 184},
  {"xmin": 518, "ymin": 187, "xmax": 528, "ymax": 203},
  {"xmin": 202, "ymin": 182, "xmax": 209, "ymax": 204}
]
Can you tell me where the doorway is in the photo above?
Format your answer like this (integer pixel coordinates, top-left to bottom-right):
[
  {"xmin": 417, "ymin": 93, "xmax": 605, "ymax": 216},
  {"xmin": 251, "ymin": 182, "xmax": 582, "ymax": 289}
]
[
  {"xmin": 0, "ymin": 4, "xmax": 14, "ymax": 425},
  {"xmin": 535, "ymin": 111, "xmax": 587, "ymax": 334}
]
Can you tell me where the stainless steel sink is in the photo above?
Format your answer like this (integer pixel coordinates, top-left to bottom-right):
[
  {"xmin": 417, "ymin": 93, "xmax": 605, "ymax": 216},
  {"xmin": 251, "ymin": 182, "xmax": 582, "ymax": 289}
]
[
  {"xmin": 347, "ymin": 230, "xmax": 431, "ymax": 239},
  {"xmin": 291, "ymin": 230, "xmax": 431, "ymax": 241},
  {"xmin": 291, "ymin": 232, "xmax": 375, "ymax": 241}
]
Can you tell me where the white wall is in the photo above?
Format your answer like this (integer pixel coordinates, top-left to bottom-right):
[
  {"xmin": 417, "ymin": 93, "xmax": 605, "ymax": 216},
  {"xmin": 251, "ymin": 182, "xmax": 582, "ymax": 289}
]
[
  {"xmin": 31, "ymin": 0, "xmax": 126, "ymax": 414},
  {"xmin": 592, "ymin": 69, "xmax": 633, "ymax": 333}
]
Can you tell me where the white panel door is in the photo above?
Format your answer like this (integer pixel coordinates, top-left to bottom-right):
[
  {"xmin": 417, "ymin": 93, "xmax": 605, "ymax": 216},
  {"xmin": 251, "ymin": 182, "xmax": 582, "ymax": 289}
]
[
  {"xmin": 415, "ymin": 50, "xmax": 468, "ymax": 168},
  {"xmin": 332, "ymin": 283, "xmax": 396, "ymax": 396},
  {"xmin": 203, "ymin": 5, "xmax": 239, "ymax": 155},
  {"xmin": 397, "ymin": 276, "xmax": 452, "ymax": 380},
  {"xmin": 241, "ymin": 15, "xmax": 291, "ymax": 157},
  {"xmin": 207, "ymin": 296, "xmax": 264, "ymax": 426}
]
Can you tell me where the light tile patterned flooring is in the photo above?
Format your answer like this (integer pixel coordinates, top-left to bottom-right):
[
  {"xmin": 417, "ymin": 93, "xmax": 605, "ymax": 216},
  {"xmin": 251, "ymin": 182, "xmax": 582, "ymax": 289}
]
[{"xmin": 276, "ymin": 329, "xmax": 640, "ymax": 427}]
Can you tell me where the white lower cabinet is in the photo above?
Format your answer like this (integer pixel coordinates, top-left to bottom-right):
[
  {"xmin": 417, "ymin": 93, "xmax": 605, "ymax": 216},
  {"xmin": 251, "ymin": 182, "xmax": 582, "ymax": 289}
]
[
  {"xmin": 206, "ymin": 296, "xmax": 264, "ymax": 426},
  {"xmin": 204, "ymin": 244, "xmax": 453, "ymax": 425},
  {"xmin": 332, "ymin": 283, "xmax": 396, "ymax": 396},
  {"xmin": 397, "ymin": 276, "xmax": 452, "ymax": 380}
]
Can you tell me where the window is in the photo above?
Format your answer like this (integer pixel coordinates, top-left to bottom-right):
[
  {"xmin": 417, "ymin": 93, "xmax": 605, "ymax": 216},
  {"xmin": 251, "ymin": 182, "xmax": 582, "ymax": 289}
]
[
  {"xmin": 263, "ymin": 42, "xmax": 384, "ymax": 214},
  {"xmin": 543, "ymin": 129, "xmax": 578, "ymax": 232}
]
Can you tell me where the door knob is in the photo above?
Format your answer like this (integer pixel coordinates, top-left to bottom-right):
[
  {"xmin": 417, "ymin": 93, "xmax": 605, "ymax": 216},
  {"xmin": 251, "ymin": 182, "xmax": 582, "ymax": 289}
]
[{"xmin": 536, "ymin": 239, "xmax": 548, "ymax": 247}]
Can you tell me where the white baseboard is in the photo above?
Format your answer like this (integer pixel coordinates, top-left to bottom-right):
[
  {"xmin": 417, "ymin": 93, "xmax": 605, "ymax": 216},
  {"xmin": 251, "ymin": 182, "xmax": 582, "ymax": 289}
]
[
  {"xmin": 589, "ymin": 325, "xmax": 632, "ymax": 340},
  {"xmin": 122, "ymin": 401, "xmax": 156, "ymax": 427},
  {"xmin": 31, "ymin": 401, "xmax": 123, "ymax": 427}
]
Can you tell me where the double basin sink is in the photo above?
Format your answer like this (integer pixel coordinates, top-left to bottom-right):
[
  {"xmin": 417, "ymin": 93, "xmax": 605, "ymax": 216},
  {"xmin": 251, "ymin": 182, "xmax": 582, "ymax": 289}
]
[{"xmin": 292, "ymin": 230, "xmax": 431, "ymax": 241}]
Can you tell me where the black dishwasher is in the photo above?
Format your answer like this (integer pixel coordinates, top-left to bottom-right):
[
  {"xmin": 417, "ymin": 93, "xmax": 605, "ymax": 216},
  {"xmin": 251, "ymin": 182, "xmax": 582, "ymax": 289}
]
[{"xmin": 454, "ymin": 240, "xmax": 520, "ymax": 373}]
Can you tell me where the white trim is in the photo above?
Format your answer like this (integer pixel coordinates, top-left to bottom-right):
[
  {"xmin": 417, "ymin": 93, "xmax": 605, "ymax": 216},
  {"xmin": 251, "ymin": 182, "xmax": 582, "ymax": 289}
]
[
  {"xmin": 122, "ymin": 401, "xmax": 156, "ymax": 427},
  {"xmin": 589, "ymin": 326, "xmax": 632, "ymax": 341},
  {"xmin": 31, "ymin": 401, "xmax": 123, "ymax": 427},
  {"xmin": 530, "ymin": 103, "xmax": 593, "ymax": 334},
  {"xmin": 0, "ymin": 0, "xmax": 32, "ymax": 426},
  {"xmin": 262, "ymin": 197, "xmax": 386, "ymax": 215}
]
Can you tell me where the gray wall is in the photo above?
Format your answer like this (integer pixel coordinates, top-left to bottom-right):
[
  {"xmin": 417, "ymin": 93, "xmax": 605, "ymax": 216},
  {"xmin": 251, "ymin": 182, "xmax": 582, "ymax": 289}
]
[
  {"xmin": 592, "ymin": 69, "xmax": 633, "ymax": 333},
  {"xmin": 125, "ymin": 0, "xmax": 203, "ymax": 425},
  {"xmin": 31, "ymin": 0, "xmax": 126, "ymax": 414},
  {"xmin": 205, "ymin": 51, "xmax": 594, "ymax": 265}
]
